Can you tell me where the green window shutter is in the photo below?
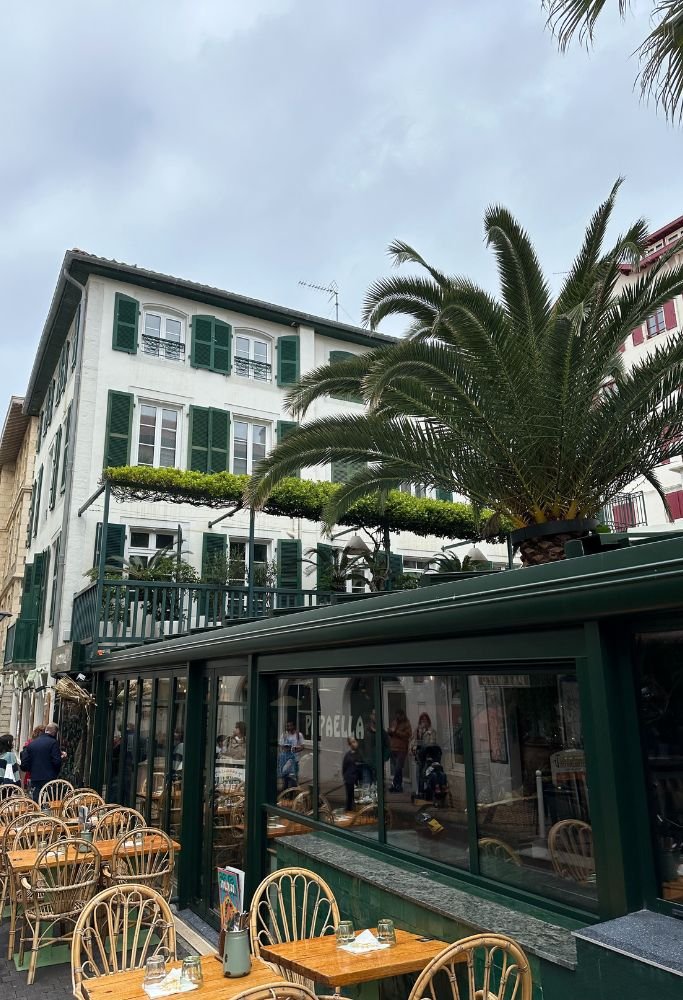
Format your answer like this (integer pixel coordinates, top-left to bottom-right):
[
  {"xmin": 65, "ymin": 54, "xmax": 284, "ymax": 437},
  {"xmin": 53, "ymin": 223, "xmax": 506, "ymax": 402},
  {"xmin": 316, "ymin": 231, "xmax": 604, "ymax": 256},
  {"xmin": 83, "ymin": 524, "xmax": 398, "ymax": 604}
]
[
  {"xmin": 93, "ymin": 523, "xmax": 126, "ymax": 572},
  {"xmin": 72, "ymin": 303, "xmax": 80, "ymax": 369},
  {"xmin": 208, "ymin": 409, "xmax": 230, "ymax": 473},
  {"xmin": 188, "ymin": 406, "xmax": 209, "ymax": 472},
  {"xmin": 103, "ymin": 391, "xmax": 133, "ymax": 469},
  {"xmin": 49, "ymin": 426, "xmax": 62, "ymax": 509},
  {"xmin": 331, "ymin": 457, "xmax": 365, "ymax": 483},
  {"xmin": 329, "ymin": 350, "xmax": 362, "ymax": 403},
  {"xmin": 213, "ymin": 320, "xmax": 232, "ymax": 375},
  {"xmin": 201, "ymin": 532, "xmax": 227, "ymax": 580},
  {"xmin": 48, "ymin": 536, "xmax": 60, "ymax": 627},
  {"xmin": 32, "ymin": 466, "xmax": 43, "ymax": 538},
  {"xmin": 191, "ymin": 316, "xmax": 214, "ymax": 370},
  {"xmin": 26, "ymin": 485, "xmax": 35, "ymax": 548},
  {"xmin": 277, "ymin": 538, "xmax": 302, "ymax": 590},
  {"xmin": 277, "ymin": 335, "xmax": 300, "ymax": 386},
  {"xmin": 37, "ymin": 548, "xmax": 49, "ymax": 632},
  {"xmin": 36, "ymin": 412, "xmax": 42, "ymax": 453},
  {"xmin": 45, "ymin": 380, "xmax": 55, "ymax": 430},
  {"xmin": 277, "ymin": 420, "xmax": 300, "ymax": 478},
  {"xmin": 60, "ymin": 404, "xmax": 72, "ymax": 492},
  {"xmin": 389, "ymin": 553, "xmax": 403, "ymax": 579},
  {"xmin": 316, "ymin": 543, "xmax": 334, "ymax": 591},
  {"xmin": 20, "ymin": 561, "xmax": 37, "ymax": 618},
  {"xmin": 435, "ymin": 488, "xmax": 453, "ymax": 502},
  {"xmin": 113, "ymin": 292, "xmax": 139, "ymax": 354}
]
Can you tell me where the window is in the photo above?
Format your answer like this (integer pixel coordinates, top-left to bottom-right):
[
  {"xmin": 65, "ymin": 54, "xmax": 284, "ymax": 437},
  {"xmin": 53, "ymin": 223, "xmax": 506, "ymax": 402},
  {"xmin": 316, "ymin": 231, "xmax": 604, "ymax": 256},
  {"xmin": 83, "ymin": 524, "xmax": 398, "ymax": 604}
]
[
  {"xmin": 403, "ymin": 557, "xmax": 432, "ymax": 574},
  {"xmin": 128, "ymin": 529, "xmax": 177, "ymax": 569},
  {"xmin": 142, "ymin": 311, "xmax": 185, "ymax": 360},
  {"xmin": 647, "ymin": 307, "xmax": 666, "ymax": 338},
  {"xmin": 232, "ymin": 421, "xmax": 267, "ymax": 475},
  {"xmin": 136, "ymin": 404, "xmax": 179, "ymax": 468},
  {"xmin": 234, "ymin": 332, "xmax": 271, "ymax": 380},
  {"xmin": 400, "ymin": 483, "xmax": 427, "ymax": 498},
  {"xmin": 227, "ymin": 541, "xmax": 269, "ymax": 583},
  {"xmin": 48, "ymin": 535, "xmax": 60, "ymax": 627}
]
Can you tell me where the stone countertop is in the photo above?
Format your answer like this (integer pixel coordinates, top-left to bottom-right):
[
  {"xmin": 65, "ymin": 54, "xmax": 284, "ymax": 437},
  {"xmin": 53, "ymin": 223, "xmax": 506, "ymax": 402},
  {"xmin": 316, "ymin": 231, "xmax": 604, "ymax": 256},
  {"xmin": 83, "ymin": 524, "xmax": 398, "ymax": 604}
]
[
  {"xmin": 574, "ymin": 909, "xmax": 683, "ymax": 977},
  {"xmin": 281, "ymin": 833, "xmax": 578, "ymax": 970}
]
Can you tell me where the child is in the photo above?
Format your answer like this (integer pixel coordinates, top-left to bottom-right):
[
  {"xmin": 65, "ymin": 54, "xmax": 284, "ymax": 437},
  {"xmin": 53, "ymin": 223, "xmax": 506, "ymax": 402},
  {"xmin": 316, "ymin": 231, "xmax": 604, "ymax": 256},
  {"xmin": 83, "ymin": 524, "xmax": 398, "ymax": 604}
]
[{"xmin": 342, "ymin": 737, "xmax": 362, "ymax": 812}]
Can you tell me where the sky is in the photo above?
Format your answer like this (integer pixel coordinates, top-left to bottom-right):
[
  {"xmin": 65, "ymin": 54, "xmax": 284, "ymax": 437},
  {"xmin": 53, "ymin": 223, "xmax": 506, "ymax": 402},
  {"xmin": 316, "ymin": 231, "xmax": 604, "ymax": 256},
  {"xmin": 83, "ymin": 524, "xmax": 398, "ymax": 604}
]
[{"xmin": 0, "ymin": 0, "xmax": 680, "ymax": 407}]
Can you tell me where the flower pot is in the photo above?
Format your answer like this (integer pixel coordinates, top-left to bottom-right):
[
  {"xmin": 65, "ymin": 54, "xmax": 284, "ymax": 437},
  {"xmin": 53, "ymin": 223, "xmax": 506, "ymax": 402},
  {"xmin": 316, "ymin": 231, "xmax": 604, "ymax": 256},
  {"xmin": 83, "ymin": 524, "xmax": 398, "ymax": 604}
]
[{"xmin": 510, "ymin": 519, "xmax": 599, "ymax": 567}]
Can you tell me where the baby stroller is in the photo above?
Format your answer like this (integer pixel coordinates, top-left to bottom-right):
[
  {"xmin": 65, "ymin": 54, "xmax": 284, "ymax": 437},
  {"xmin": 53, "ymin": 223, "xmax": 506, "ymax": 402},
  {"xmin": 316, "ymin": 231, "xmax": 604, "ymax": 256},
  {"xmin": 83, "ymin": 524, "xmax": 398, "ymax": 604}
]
[{"xmin": 412, "ymin": 744, "xmax": 448, "ymax": 805}]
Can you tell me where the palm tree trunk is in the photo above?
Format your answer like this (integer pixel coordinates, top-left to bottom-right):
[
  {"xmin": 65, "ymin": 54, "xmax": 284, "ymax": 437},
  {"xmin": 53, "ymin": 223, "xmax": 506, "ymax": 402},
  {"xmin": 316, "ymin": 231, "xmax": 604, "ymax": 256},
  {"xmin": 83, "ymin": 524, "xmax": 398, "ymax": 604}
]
[{"xmin": 518, "ymin": 532, "xmax": 583, "ymax": 566}]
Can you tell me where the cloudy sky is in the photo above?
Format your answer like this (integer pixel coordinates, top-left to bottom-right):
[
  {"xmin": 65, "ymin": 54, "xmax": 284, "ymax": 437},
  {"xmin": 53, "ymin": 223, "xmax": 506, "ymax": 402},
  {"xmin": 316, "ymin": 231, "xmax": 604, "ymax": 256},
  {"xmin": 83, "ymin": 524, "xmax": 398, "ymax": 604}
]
[{"xmin": 0, "ymin": 1, "xmax": 679, "ymax": 406}]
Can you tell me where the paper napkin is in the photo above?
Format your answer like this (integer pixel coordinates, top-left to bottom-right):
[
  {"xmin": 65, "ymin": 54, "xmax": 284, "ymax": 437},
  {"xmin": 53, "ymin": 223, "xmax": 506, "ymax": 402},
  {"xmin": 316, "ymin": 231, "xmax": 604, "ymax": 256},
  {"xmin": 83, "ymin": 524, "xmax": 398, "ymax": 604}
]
[
  {"xmin": 143, "ymin": 968, "xmax": 199, "ymax": 998},
  {"xmin": 340, "ymin": 929, "xmax": 391, "ymax": 954}
]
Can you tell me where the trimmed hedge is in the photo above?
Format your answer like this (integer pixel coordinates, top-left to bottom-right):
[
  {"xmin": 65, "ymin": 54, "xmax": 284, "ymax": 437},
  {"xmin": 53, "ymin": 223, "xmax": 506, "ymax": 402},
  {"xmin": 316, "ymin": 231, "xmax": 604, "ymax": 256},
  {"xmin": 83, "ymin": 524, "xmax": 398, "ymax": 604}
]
[{"xmin": 103, "ymin": 466, "xmax": 498, "ymax": 541}]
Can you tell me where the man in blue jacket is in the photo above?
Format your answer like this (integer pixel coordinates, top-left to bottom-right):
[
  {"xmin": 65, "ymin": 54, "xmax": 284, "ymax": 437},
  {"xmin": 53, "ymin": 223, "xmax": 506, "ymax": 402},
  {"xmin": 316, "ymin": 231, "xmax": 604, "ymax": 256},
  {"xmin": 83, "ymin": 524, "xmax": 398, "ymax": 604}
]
[{"xmin": 21, "ymin": 723, "xmax": 65, "ymax": 801}]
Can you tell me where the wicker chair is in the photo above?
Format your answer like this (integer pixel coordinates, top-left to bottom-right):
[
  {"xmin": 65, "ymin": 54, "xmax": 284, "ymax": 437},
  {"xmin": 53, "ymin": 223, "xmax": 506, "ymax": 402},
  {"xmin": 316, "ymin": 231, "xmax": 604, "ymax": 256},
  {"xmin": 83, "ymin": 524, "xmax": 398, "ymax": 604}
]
[
  {"xmin": 407, "ymin": 933, "xmax": 532, "ymax": 1000},
  {"xmin": 71, "ymin": 884, "xmax": 176, "ymax": 1000},
  {"xmin": 19, "ymin": 838, "xmax": 101, "ymax": 985},
  {"xmin": 86, "ymin": 804, "xmax": 117, "ymax": 828},
  {"xmin": 92, "ymin": 807, "xmax": 145, "ymax": 842},
  {"xmin": 0, "ymin": 784, "xmax": 26, "ymax": 803},
  {"xmin": 62, "ymin": 791, "xmax": 106, "ymax": 820},
  {"xmin": 250, "ymin": 868, "xmax": 339, "ymax": 985},
  {"xmin": 0, "ymin": 796, "xmax": 39, "ymax": 826},
  {"xmin": 38, "ymin": 779, "xmax": 75, "ymax": 816},
  {"xmin": 548, "ymin": 819, "xmax": 595, "ymax": 884},
  {"xmin": 106, "ymin": 827, "xmax": 175, "ymax": 899},
  {"xmin": 0, "ymin": 807, "xmax": 41, "ymax": 929},
  {"xmin": 232, "ymin": 986, "xmax": 320, "ymax": 1000},
  {"xmin": 478, "ymin": 837, "xmax": 522, "ymax": 867},
  {"xmin": 5, "ymin": 815, "xmax": 69, "ymax": 959}
]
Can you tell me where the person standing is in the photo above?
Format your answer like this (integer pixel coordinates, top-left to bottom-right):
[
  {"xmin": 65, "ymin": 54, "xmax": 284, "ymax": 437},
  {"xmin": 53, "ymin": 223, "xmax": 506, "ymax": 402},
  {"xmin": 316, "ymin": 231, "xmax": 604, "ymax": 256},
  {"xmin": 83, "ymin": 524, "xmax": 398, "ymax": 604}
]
[
  {"xmin": 0, "ymin": 734, "xmax": 20, "ymax": 786},
  {"xmin": 20, "ymin": 723, "xmax": 65, "ymax": 802},
  {"xmin": 388, "ymin": 709, "xmax": 412, "ymax": 793},
  {"xmin": 277, "ymin": 720, "xmax": 303, "ymax": 789},
  {"xmin": 20, "ymin": 725, "xmax": 45, "ymax": 790},
  {"xmin": 342, "ymin": 737, "xmax": 362, "ymax": 811}
]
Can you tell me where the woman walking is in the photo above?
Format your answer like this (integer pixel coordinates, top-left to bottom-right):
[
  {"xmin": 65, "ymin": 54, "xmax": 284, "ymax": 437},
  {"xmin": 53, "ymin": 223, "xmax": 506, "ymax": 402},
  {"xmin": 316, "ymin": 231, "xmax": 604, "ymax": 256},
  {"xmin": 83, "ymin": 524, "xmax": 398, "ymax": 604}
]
[
  {"xmin": 0, "ymin": 733, "xmax": 21, "ymax": 786},
  {"xmin": 388, "ymin": 709, "xmax": 412, "ymax": 793}
]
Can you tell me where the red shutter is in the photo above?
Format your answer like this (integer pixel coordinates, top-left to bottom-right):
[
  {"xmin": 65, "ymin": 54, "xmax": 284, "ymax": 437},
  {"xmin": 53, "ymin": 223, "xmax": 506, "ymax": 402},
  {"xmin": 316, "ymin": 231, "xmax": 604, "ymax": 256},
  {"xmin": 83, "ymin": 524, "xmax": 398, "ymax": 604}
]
[
  {"xmin": 612, "ymin": 501, "xmax": 631, "ymax": 530},
  {"xmin": 632, "ymin": 326, "xmax": 644, "ymax": 345},
  {"xmin": 618, "ymin": 342, "xmax": 626, "ymax": 353},
  {"xmin": 664, "ymin": 300, "xmax": 677, "ymax": 330},
  {"xmin": 665, "ymin": 490, "xmax": 683, "ymax": 520}
]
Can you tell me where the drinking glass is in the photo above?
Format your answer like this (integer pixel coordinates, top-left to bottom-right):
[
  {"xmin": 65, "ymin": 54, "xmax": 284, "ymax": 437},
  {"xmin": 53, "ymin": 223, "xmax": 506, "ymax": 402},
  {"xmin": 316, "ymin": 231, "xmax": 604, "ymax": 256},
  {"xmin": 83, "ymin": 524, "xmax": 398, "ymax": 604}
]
[
  {"xmin": 336, "ymin": 920, "xmax": 355, "ymax": 947},
  {"xmin": 377, "ymin": 919, "xmax": 396, "ymax": 945},
  {"xmin": 143, "ymin": 956, "xmax": 167, "ymax": 985},
  {"xmin": 180, "ymin": 955, "xmax": 203, "ymax": 986}
]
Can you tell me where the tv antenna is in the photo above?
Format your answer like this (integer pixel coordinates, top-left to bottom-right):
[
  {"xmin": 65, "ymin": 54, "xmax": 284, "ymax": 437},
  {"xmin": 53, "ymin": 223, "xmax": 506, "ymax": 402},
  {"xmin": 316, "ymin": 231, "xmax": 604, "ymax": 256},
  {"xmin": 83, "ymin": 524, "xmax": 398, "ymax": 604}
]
[{"xmin": 299, "ymin": 279, "xmax": 339, "ymax": 321}]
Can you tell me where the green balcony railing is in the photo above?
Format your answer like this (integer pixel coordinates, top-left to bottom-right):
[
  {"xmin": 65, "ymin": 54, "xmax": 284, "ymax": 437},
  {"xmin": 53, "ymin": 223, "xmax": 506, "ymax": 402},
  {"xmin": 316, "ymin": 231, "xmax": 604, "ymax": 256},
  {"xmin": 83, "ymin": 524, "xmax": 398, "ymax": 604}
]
[{"xmin": 3, "ymin": 618, "xmax": 38, "ymax": 665}]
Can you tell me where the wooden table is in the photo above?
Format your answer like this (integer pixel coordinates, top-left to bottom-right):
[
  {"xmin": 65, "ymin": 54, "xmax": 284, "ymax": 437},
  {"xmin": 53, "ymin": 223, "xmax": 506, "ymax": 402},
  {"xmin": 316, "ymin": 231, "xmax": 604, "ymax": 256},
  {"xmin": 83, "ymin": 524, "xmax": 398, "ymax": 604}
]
[
  {"xmin": 259, "ymin": 929, "xmax": 448, "ymax": 987},
  {"xmin": 83, "ymin": 955, "xmax": 286, "ymax": 1000},
  {"xmin": 0, "ymin": 817, "xmax": 80, "ymax": 839},
  {"xmin": 7, "ymin": 834, "xmax": 180, "ymax": 874}
]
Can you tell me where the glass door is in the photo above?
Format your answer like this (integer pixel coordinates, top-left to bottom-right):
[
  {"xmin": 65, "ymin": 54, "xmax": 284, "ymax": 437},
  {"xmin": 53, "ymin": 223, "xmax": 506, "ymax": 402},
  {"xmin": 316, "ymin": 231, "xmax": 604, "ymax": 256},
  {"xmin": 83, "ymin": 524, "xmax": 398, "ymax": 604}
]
[{"xmin": 198, "ymin": 668, "xmax": 248, "ymax": 922}]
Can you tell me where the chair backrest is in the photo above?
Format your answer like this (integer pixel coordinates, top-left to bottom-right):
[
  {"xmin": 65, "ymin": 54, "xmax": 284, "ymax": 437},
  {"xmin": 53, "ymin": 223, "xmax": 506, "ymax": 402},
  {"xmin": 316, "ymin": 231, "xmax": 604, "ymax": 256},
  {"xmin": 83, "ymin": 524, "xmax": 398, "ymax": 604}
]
[
  {"xmin": 0, "ymin": 784, "xmax": 26, "ymax": 803},
  {"xmin": 71, "ymin": 884, "xmax": 176, "ymax": 1000},
  {"xmin": 548, "ymin": 820, "xmax": 594, "ymax": 883},
  {"xmin": 63, "ymin": 791, "xmax": 106, "ymax": 820},
  {"xmin": 232, "ymin": 985, "xmax": 319, "ymax": 1000},
  {"xmin": 92, "ymin": 807, "xmax": 145, "ymax": 842},
  {"xmin": 38, "ymin": 779, "xmax": 75, "ymax": 813},
  {"xmin": 408, "ymin": 933, "xmax": 532, "ymax": 1000},
  {"xmin": 109, "ymin": 827, "xmax": 175, "ymax": 899},
  {"xmin": 478, "ymin": 837, "xmax": 522, "ymax": 867},
  {"xmin": 0, "ymin": 796, "xmax": 39, "ymax": 826},
  {"xmin": 28, "ymin": 840, "xmax": 101, "ymax": 918},
  {"xmin": 86, "ymin": 804, "xmax": 117, "ymax": 827},
  {"xmin": 0, "ymin": 812, "xmax": 45, "ymax": 873},
  {"xmin": 250, "ymin": 867, "xmax": 339, "ymax": 966},
  {"xmin": 6, "ymin": 815, "xmax": 69, "ymax": 852}
]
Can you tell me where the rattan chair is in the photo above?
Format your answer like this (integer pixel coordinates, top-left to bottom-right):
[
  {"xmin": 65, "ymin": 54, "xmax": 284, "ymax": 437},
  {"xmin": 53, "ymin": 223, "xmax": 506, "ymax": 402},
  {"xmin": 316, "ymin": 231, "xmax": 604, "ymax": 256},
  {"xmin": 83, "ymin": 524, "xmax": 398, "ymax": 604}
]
[
  {"xmin": 86, "ymin": 804, "xmax": 117, "ymax": 827},
  {"xmin": 548, "ymin": 819, "xmax": 595, "ymax": 884},
  {"xmin": 0, "ymin": 808, "xmax": 41, "ymax": 929},
  {"xmin": 250, "ymin": 867, "xmax": 339, "ymax": 985},
  {"xmin": 106, "ymin": 827, "xmax": 175, "ymax": 899},
  {"xmin": 232, "ymin": 985, "xmax": 320, "ymax": 1000},
  {"xmin": 0, "ymin": 784, "xmax": 26, "ymax": 803},
  {"xmin": 92, "ymin": 807, "xmax": 145, "ymax": 842},
  {"xmin": 62, "ymin": 791, "xmax": 106, "ymax": 820},
  {"xmin": 38, "ymin": 779, "xmax": 75, "ymax": 815},
  {"xmin": 0, "ymin": 796, "xmax": 39, "ymax": 825},
  {"xmin": 478, "ymin": 837, "xmax": 522, "ymax": 867},
  {"xmin": 19, "ymin": 838, "xmax": 101, "ymax": 985},
  {"xmin": 408, "ymin": 933, "xmax": 532, "ymax": 1000},
  {"xmin": 5, "ymin": 815, "xmax": 69, "ymax": 959},
  {"xmin": 71, "ymin": 883, "xmax": 176, "ymax": 1000}
]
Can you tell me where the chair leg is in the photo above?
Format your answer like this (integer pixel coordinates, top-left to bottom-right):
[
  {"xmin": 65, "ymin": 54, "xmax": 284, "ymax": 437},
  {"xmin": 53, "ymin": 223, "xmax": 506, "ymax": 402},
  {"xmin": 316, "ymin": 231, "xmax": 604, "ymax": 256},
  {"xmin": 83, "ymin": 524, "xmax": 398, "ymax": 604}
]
[
  {"xmin": 7, "ymin": 896, "xmax": 17, "ymax": 959},
  {"xmin": 26, "ymin": 919, "xmax": 40, "ymax": 986},
  {"xmin": 0, "ymin": 874, "xmax": 7, "ymax": 927}
]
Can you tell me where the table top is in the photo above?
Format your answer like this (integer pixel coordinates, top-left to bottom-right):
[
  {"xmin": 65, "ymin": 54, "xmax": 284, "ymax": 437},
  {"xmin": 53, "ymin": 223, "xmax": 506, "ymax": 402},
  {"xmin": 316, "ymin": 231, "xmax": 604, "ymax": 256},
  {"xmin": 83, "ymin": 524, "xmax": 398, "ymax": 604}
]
[
  {"xmin": 0, "ymin": 817, "xmax": 80, "ymax": 839},
  {"xmin": 258, "ymin": 928, "xmax": 448, "ymax": 987},
  {"xmin": 84, "ymin": 955, "xmax": 285, "ymax": 1000},
  {"xmin": 7, "ymin": 833, "xmax": 180, "ymax": 873}
]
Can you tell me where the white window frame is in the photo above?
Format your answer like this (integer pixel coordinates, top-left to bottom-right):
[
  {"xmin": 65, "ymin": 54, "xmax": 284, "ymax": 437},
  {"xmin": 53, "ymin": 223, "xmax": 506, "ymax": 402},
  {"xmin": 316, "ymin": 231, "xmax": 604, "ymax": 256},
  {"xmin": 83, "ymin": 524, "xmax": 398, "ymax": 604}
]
[
  {"xmin": 233, "ymin": 329, "xmax": 272, "ymax": 381},
  {"xmin": 403, "ymin": 557, "xmax": 432, "ymax": 574},
  {"xmin": 231, "ymin": 419, "xmax": 269, "ymax": 475},
  {"xmin": 141, "ymin": 306, "xmax": 186, "ymax": 360},
  {"xmin": 135, "ymin": 400, "xmax": 182, "ymax": 469},
  {"xmin": 127, "ymin": 528, "xmax": 178, "ymax": 569},
  {"xmin": 646, "ymin": 307, "xmax": 666, "ymax": 338}
]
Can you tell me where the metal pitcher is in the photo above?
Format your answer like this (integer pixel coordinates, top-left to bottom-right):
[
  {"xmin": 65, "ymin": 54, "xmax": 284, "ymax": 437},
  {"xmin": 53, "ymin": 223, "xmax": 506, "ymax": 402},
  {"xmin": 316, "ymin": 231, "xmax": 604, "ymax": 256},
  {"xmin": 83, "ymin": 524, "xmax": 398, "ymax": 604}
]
[{"xmin": 223, "ymin": 928, "xmax": 251, "ymax": 978}]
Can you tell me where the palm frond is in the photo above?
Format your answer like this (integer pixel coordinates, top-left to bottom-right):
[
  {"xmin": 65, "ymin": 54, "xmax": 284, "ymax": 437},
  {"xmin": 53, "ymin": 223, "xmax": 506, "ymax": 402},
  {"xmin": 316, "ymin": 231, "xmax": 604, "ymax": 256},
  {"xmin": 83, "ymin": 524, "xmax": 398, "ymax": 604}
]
[
  {"xmin": 545, "ymin": 0, "xmax": 628, "ymax": 51},
  {"xmin": 638, "ymin": 1, "xmax": 683, "ymax": 122}
]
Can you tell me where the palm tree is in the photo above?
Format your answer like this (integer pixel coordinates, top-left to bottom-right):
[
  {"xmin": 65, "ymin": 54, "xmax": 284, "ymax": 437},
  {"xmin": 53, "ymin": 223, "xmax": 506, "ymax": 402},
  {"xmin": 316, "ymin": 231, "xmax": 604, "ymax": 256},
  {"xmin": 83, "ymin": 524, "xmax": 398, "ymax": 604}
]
[
  {"xmin": 246, "ymin": 181, "xmax": 683, "ymax": 566},
  {"xmin": 545, "ymin": 1, "xmax": 683, "ymax": 122}
]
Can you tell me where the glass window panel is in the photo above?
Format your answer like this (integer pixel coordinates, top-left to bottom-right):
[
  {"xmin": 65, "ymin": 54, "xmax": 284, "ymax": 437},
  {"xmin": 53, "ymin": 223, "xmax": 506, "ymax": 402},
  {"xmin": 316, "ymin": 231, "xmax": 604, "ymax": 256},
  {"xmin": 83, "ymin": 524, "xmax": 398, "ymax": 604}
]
[
  {"xmin": 253, "ymin": 424, "xmax": 267, "ymax": 446},
  {"xmin": 135, "ymin": 680, "xmax": 153, "ymax": 820},
  {"xmin": 165, "ymin": 318, "xmax": 181, "ymax": 341},
  {"xmin": 156, "ymin": 533, "xmax": 175, "ymax": 550},
  {"xmin": 236, "ymin": 337, "xmax": 250, "ymax": 357},
  {"xmin": 268, "ymin": 678, "xmax": 314, "ymax": 806},
  {"xmin": 211, "ymin": 674, "xmax": 248, "ymax": 911},
  {"xmin": 130, "ymin": 531, "xmax": 149, "ymax": 548},
  {"xmin": 470, "ymin": 671, "xmax": 596, "ymax": 910},
  {"xmin": 162, "ymin": 409, "xmax": 177, "ymax": 430},
  {"xmin": 382, "ymin": 676, "xmax": 467, "ymax": 866},
  {"xmin": 170, "ymin": 677, "xmax": 187, "ymax": 840},
  {"xmin": 138, "ymin": 444, "xmax": 155, "ymax": 465},
  {"xmin": 234, "ymin": 422, "xmax": 248, "ymax": 441},
  {"xmin": 253, "ymin": 340, "xmax": 268, "ymax": 361},
  {"xmin": 140, "ymin": 404, "xmax": 156, "ymax": 422},
  {"xmin": 121, "ymin": 679, "xmax": 138, "ymax": 806},
  {"xmin": 635, "ymin": 630, "xmax": 683, "ymax": 902},
  {"xmin": 145, "ymin": 314, "xmax": 161, "ymax": 335}
]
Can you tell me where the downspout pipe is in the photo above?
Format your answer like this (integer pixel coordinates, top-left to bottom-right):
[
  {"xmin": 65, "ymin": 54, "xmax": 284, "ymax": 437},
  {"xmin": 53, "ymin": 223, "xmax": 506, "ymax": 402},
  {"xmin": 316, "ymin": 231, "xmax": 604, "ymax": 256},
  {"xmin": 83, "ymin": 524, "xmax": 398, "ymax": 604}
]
[{"xmin": 51, "ymin": 268, "xmax": 88, "ymax": 662}]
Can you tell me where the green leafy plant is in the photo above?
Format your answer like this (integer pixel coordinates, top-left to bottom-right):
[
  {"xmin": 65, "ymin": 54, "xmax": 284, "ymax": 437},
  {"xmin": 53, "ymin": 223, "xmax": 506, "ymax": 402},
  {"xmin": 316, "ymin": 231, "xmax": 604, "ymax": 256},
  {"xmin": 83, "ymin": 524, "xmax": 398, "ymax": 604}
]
[{"xmin": 85, "ymin": 547, "xmax": 199, "ymax": 584}]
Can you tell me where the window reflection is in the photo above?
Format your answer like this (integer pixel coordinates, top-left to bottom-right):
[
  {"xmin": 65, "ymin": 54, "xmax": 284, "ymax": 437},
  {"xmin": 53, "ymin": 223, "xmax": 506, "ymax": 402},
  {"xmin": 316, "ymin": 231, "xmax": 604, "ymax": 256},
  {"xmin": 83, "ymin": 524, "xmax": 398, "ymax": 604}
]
[
  {"xmin": 636, "ymin": 631, "xmax": 683, "ymax": 902},
  {"xmin": 470, "ymin": 672, "xmax": 596, "ymax": 910}
]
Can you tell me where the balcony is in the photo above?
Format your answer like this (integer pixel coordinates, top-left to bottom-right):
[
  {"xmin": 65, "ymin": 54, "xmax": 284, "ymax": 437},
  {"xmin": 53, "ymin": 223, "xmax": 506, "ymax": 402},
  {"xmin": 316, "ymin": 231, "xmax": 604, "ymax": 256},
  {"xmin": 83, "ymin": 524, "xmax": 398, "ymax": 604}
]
[
  {"xmin": 234, "ymin": 357, "xmax": 272, "ymax": 380},
  {"xmin": 71, "ymin": 580, "xmax": 358, "ymax": 658},
  {"xmin": 3, "ymin": 618, "xmax": 38, "ymax": 666},
  {"xmin": 141, "ymin": 335, "xmax": 186, "ymax": 361},
  {"xmin": 601, "ymin": 492, "xmax": 648, "ymax": 531}
]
